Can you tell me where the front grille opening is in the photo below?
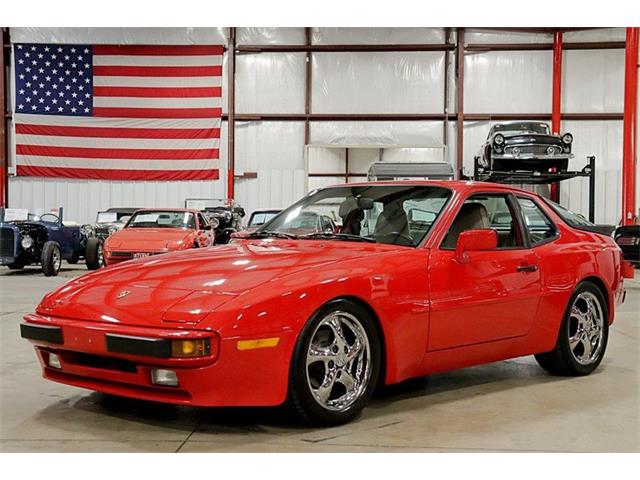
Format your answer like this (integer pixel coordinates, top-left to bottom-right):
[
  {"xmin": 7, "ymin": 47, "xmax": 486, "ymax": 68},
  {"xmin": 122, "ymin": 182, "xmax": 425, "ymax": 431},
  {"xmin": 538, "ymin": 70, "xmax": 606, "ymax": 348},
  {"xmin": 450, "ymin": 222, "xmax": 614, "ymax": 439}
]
[
  {"xmin": 62, "ymin": 351, "xmax": 138, "ymax": 373},
  {"xmin": 0, "ymin": 227, "xmax": 15, "ymax": 257}
]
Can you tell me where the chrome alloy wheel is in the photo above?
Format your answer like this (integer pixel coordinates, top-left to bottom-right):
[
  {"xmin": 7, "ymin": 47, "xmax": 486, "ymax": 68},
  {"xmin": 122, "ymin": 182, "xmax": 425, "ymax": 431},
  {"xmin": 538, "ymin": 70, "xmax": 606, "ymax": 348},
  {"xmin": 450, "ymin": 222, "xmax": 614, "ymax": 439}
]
[
  {"xmin": 97, "ymin": 242, "xmax": 104, "ymax": 267},
  {"xmin": 305, "ymin": 311, "xmax": 372, "ymax": 412},
  {"xmin": 52, "ymin": 247, "xmax": 62, "ymax": 271},
  {"xmin": 568, "ymin": 291, "xmax": 605, "ymax": 366}
]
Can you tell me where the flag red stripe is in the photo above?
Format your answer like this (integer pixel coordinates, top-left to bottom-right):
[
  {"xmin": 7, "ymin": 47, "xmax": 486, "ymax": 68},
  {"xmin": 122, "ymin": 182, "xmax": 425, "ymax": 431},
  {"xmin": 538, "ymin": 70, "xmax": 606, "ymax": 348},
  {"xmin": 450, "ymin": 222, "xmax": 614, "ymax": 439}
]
[
  {"xmin": 17, "ymin": 165, "xmax": 219, "ymax": 181},
  {"xmin": 93, "ymin": 65, "xmax": 222, "ymax": 77},
  {"xmin": 93, "ymin": 86, "xmax": 222, "ymax": 98},
  {"xmin": 15, "ymin": 123, "xmax": 220, "ymax": 139},
  {"xmin": 92, "ymin": 107, "xmax": 222, "ymax": 118},
  {"xmin": 17, "ymin": 144, "xmax": 220, "ymax": 160},
  {"xmin": 93, "ymin": 45, "xmax": 225, "ymax": 56}
]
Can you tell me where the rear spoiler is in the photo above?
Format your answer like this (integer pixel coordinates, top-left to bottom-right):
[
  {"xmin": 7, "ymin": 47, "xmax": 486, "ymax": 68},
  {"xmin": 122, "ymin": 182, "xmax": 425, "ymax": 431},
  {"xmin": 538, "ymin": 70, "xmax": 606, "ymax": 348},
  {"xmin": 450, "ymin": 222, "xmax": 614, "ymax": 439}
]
[{"xmin": 573, "ymin": 224, "xmax": 616, "ymax": 236}]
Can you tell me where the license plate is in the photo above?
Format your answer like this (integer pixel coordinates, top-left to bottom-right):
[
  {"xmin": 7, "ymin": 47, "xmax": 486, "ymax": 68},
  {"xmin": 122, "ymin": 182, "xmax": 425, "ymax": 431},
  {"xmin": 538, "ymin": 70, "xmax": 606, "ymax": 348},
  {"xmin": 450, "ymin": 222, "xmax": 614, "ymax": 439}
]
[{"xmin": 133, "ymin": 252, "xmax": 152, "ymax": 259}]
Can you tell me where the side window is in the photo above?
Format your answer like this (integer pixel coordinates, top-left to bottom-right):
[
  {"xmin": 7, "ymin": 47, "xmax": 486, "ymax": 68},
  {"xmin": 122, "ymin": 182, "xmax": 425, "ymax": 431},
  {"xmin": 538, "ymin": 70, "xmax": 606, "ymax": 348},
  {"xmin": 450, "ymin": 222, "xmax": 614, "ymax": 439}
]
[
  {"xmin": 442, "ymin": 194, "xmax": 523, "ymax": 249},
  {"xmin": 517, "ymin": 197, "xmax": 557, "ymax": 246}
]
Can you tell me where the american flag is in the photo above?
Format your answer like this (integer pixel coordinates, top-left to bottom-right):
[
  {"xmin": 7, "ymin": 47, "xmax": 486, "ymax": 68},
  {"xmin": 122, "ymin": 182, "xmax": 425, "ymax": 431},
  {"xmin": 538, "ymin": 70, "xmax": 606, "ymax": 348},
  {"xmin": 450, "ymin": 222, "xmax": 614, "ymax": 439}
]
[{"xmin": 13, "ymin": 44, "xmax": 223, "ymax": 181}]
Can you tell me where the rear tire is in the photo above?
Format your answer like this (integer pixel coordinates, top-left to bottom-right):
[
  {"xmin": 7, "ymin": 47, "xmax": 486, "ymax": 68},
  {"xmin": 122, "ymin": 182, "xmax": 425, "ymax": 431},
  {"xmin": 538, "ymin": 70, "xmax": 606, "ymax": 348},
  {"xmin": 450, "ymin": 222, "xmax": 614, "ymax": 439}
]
[
  {"xmin": 85, "ymin": 237, "xmax": 103, "ymax": 270},
  {"xmin": 286, "ymin": 299, "xmax": 381, "ymax": 426},
  {"xmin": 535, "ymin": 281, "xmax": 609, "ymax": 376},
  {"xmin": 41, "ymin": 241, "xmax": 62, "ymax": 277}
]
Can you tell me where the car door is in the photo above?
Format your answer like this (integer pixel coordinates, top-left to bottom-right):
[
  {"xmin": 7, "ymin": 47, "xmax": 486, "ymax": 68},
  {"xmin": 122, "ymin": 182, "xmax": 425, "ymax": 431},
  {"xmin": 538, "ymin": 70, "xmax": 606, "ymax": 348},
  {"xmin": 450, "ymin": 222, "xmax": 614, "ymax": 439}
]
[{"xmin": 427, "ymin": 192, "xmax": 542, "ymax": 351}]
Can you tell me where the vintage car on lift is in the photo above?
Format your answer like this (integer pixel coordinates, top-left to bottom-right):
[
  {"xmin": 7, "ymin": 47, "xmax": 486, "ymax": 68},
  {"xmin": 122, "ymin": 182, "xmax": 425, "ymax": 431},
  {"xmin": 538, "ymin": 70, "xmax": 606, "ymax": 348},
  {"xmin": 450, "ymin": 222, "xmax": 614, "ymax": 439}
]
[
  {"xmin": 82, "ymin": 207, "xmax": 141, "ymax": 270},
  {"xmin": 477, "ymin": 121, "xmax": 574, "ymax": 173},
  {"xmin": 1, "ymin": 207, "xmax": 87, "ymax": 276},
  {"xmin": 102, "ymin": 208, "xmax": 213, "ymax": 266},
  {"xmin": 21, "ymin": 181, "xmax": 629, "ymax": 425}
]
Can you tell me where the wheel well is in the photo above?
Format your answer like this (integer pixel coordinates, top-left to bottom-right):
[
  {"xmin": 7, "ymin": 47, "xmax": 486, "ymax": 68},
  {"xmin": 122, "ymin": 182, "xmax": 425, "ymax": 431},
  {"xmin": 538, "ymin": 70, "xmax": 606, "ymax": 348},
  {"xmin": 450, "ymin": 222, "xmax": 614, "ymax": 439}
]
[
  {"xmin": 336, "ymin": 295, "xmax": 388, "ymax": 388},
  {"xmin": 580, "ymin": 276, "xmax": 610, "ymax": 313}
]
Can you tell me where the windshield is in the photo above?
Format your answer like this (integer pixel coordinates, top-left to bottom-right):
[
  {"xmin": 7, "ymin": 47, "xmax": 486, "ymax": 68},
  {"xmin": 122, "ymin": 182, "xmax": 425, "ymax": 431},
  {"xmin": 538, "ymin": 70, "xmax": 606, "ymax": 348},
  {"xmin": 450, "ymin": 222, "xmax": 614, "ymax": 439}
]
[
  {"xmin": 257, "ymin": 185, "xmax": 451, "ymax": 247},
  {"xmin": 126, "ymin": 211, "xmax": 196, "ymax": 229},
  {"xmin": 493, "ymin": 122, "xmax": 550, "ymax": 135},
  {"xmin": 96, "ymin": 211, "xmax": 118, "ymax": 224},
  {"xmin": 249, "ymin": 211, "xmax": 280, "ymax": 227}
]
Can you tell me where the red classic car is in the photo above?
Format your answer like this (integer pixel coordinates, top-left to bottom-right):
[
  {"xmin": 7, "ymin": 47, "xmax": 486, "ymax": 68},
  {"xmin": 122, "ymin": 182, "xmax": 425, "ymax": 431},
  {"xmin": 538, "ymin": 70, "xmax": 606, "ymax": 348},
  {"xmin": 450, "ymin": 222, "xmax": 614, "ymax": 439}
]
[
  {"xmin": 102, "ymin": 208, "xmax": 213, "ymax": 266},
  {"xmin": 21, "ymin": 182, "xmax": 628, "ymax": 425}
]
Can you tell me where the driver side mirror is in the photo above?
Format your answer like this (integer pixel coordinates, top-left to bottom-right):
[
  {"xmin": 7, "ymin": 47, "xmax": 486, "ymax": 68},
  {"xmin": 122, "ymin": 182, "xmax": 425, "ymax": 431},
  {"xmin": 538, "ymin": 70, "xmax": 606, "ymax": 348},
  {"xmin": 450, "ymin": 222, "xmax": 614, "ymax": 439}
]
[{"xmin": 455, "ymin": 229, "xmax": 498, "ymax": 264}]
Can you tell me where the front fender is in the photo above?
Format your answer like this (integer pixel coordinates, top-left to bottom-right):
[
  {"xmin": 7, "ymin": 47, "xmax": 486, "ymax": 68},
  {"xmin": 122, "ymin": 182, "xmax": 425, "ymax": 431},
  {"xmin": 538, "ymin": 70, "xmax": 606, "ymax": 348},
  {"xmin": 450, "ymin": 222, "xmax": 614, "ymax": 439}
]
[{"xmin": 202, "ymin": 248, "xmax": 433, "ymax": 386}]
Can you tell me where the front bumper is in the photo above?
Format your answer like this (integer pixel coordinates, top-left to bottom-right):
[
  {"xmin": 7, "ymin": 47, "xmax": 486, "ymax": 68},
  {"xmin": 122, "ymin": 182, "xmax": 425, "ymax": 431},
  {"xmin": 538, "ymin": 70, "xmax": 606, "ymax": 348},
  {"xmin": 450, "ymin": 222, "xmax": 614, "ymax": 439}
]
[
  {"xmin": 493, "ymin": 153, "xmax": 573, "ymax": 160},
  {"xmin": 21, "ymin": 314, "xmax": 294, "ymax": 407},
  {"xmin": 104, "ymin": 249, "xmax": 167, "ymax": 265}
]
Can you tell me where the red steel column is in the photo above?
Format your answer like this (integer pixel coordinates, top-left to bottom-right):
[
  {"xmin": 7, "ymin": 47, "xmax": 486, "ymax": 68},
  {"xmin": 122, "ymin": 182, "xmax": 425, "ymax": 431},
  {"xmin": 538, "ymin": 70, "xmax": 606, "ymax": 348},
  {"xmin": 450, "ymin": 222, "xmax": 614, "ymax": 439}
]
[
  {"xmin": 622, "ymin": 27, "xmax": 638, "ymax": 225},
  {"xmin": 550, "ymin": 31, "xmax": 563, "ymax": 202},
  {"xmin": 227, "ymin": 28, "xmax": 236, "ymax": 199}
]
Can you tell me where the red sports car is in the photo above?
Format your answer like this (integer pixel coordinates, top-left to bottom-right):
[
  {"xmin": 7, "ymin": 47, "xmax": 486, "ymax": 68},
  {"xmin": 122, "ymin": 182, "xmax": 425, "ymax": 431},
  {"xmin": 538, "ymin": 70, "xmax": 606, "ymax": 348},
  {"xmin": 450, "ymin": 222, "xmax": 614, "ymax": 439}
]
[
  {"xmin": 103, "ymin": 208, "xmax": 213, "ymax": 266},
  {"xmin": 21, "ymin": 182, "xmax": 628, "ymax": 425}
]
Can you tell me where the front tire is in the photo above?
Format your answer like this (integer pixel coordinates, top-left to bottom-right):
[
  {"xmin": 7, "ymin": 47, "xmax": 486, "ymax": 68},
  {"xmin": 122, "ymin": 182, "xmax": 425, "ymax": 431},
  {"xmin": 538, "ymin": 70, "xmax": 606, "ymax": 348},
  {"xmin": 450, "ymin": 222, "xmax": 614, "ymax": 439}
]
[
  {"xmin": 535, "ymin": 281, "xmax": 609, "ymax": 376},
  {"xmin": 85, "ymin": 237, "xmax": 103, "ymax": 270},
  {"xmin": 41, "ymin": 241, "xmax": 62, "ymax": 277},
  {"xmin": 286, "ymin": 299, "xmax": 381, "ymax": 426}
]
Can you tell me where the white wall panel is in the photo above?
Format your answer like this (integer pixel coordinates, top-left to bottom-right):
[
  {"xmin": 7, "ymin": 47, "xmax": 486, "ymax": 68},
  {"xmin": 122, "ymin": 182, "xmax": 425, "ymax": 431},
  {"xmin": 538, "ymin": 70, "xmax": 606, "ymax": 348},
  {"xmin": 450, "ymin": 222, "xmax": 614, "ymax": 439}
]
[
  {"xmin": 237, "ymin": 28, "xmax": 305, "ymax": 45},
  {"xmin": 312, "ymin": 52, "xmax": 445, "ymax": 113},
  {"xmin": 348, "ymin": 149, "xmax": 380, "ymax": 173},
  {"xmin": 465, "ymin": 30, "xmax": 552, "ymax": 44},
  {"xmin": 559, "ymin": 120, "xmax": 624, "ymax": 224},
  {"xmin": 234, "ymin": 121, "xmax": 306, "ymax": 214},
  {"xmin": 310, "ymin": 121, "xmax": 444, "ymax": 147},
  {"xmin": 563, "ymin": 49, "xmax": 625, "ymax": 113},
  {"xmin": 11, "ymin": 27, "xmax": 229, "ymax": 45},
  {"xmin": 312, "ymin": 28, "xmax": 445, "ymax": 45},
  {"xmin": 307, "ymin": 147, "xmax": 346, "ymax": 174},
  {"xmin": 236, "ymin": 53, "xmax": 305, "ymax": 113},
  {"xmin": 464, "ymin": 51, "xmax": 553, "ymax": 113},
  {"xmin": 563, "ymin": 28, "xmax": 626, "ymax": 42}
]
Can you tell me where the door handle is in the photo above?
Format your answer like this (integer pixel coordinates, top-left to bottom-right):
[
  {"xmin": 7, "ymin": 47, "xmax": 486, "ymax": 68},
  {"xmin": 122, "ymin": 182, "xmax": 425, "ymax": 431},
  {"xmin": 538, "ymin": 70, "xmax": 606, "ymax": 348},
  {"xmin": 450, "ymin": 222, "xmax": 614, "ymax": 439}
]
[{"xmin": 517, "ymin": 264, "xmax": 538, "ymax": 272}]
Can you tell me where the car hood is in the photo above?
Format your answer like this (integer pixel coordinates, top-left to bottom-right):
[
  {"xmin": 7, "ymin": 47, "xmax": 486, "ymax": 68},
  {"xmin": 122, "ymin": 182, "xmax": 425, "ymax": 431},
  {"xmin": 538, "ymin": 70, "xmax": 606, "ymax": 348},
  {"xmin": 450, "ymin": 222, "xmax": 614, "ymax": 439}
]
[
  {"xmin": 106, "ymin": 228, "xmax": 193, "ymax": 250},
  {"xmin": 37, "ymin": 239, "xmax": 401, "ymax": 326}
]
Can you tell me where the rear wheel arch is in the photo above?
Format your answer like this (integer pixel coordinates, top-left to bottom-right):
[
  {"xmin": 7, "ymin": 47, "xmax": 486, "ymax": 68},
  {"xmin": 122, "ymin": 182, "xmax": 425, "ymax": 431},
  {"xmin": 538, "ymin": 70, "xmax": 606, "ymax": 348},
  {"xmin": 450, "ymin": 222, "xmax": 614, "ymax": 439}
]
[{"xmin": 579, "ymin": 275, "xmax": 611, "ymax": 323}]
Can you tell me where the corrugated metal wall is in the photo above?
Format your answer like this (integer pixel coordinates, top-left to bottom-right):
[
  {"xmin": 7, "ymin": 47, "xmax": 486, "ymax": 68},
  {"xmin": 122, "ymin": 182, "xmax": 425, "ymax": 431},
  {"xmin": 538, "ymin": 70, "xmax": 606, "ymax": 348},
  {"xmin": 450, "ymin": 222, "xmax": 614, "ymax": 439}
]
[{"xmin": 7, "ymin": 27, "xmax": 637, "ymax": 225}]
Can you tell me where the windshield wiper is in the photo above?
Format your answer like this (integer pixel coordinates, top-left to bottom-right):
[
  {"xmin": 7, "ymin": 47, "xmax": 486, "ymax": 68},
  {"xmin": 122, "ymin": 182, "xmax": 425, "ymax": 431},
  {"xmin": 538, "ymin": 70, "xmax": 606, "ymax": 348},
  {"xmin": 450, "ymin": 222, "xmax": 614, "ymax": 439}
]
[
  {"xmin": 246, "ymin": 230, "xmax": 299, "ymax": 240},
  {"xmin": 299, "ymin": 232, "xmax": 377, "ymax": 243}
]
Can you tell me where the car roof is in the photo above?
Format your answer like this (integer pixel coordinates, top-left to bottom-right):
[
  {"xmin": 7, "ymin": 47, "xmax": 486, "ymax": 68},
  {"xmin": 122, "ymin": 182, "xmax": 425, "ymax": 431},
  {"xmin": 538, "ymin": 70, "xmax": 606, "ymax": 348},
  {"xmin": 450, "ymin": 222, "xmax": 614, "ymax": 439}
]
[{"xmin": 324, "ymin": 179, "xmax": 541, "ymax": 197}]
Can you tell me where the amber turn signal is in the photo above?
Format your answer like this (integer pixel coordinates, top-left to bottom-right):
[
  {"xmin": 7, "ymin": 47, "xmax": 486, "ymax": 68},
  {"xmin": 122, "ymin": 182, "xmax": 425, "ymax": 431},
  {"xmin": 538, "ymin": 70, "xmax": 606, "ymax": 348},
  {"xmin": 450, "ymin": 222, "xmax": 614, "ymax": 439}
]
[{"xmin": 170, "ymin": 338, "xmax": 211, "ymax": 358}]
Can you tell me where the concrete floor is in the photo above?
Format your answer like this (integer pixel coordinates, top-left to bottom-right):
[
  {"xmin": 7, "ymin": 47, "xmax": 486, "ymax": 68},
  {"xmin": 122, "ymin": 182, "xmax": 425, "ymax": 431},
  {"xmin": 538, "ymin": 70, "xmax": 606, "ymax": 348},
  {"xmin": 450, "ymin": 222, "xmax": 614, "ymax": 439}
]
[{"xmin": 0, "ymin": 263, "xmax": 638, "ymax": 453}]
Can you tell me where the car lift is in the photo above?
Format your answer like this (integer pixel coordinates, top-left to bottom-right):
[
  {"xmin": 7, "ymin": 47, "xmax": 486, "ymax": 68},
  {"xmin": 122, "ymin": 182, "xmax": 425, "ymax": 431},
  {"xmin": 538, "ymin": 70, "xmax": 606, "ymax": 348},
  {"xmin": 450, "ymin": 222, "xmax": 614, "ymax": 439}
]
[{"xmin": 469, "ymin": 155, "xmax": 597, "ymax": 223}]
